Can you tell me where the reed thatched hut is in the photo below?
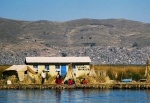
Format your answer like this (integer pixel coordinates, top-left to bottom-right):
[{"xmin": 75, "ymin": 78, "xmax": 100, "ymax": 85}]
[{"xmin": 3, "ymin": 65, "xmax": 36, "ymax": 82}]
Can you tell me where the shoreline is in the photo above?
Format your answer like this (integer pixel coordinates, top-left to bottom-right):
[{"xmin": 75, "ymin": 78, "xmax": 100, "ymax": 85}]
[{"xmin": 0, "ymin": 83, "xmax": 150, "ymax": 90}]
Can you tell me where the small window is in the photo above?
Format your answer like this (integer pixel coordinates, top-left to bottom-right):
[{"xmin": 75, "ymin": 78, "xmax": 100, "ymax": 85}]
[
  {"xmin": 33, "ymin": 65, "xmax": 38, "ymax": 71},
  {"xmin": 55, "ymin": 65, "xmax": 60, "ymax": 72},
  {"xmin": 45, "ymin": 65, "xmax": 50, "ymax": 71},
  {"xmin": 56, "ymin": 65, "xmax": 60, "ymax": 69}
]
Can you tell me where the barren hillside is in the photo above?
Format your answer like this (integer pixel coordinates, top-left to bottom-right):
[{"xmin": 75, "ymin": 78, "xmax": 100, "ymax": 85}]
[{"xmin": 0, "ymin": 18, "xmax": 150, "ymax": 64}]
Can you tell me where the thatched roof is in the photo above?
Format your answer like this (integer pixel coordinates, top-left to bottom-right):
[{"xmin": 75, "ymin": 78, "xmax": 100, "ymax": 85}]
[
  {"xmin": 4, "ymin": 65, "xmax": 36, "ymax": 81},
  {"xmin": 27, "ymin": 66, "xmax": 36, "ymax": 74},
  {"xmin": 4, "ymin": 65, "xmax": 27, "ymax": 72},
  {"xmin": 4, "ymin": 65, "xmax": 36, "ymax": 74}
]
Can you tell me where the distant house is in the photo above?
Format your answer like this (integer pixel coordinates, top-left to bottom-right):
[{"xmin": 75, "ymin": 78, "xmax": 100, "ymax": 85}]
[{"xmin": 25, "ymin": 57, "xmax": 91, "ymax": 77}]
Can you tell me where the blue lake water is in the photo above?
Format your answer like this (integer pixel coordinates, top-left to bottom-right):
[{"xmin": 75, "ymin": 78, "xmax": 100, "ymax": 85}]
[{"xmin": 0, "ymin": 89, "xmax": 150, "ymax": 103}]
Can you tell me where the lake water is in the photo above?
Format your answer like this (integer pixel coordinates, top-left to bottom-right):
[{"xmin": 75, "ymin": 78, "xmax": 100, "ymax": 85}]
[{"xmin": 0, "ymin": 89, "xmax": 150, "ymax": 103}]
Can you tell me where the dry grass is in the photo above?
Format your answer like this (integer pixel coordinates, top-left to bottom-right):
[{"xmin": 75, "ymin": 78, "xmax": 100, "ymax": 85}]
[
  {"xmin": 94, "ymin": 64, "xmax": 145, "ymax": 73},
  {"xmin": 94, "ymin": 64, "xmax": 146, "ymax": 81},
  {"xmin": 0, "ymin": 64, "xmax": 147, "ymax": 84},
  {"xmin": 0, "ymin": 65, "xmax": 12, "ymax": 69},
  {"xmin": 76, "ymin": 73, "xmax": 106, "ymax": 84}
]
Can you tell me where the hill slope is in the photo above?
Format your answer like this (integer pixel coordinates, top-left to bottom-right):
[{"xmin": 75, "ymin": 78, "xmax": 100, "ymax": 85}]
[{"xmin": 0, "ymin": 18, "xmax": 150, "ymax": 64}]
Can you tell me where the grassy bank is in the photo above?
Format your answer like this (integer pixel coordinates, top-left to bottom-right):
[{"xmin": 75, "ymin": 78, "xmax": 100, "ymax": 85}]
[
  {"xmin": 0, "ymin": 64, "xmax": 147, "ymax": 83},
  {"xmin": 0, "ymin": 83, "xmax": 150, "ymax": 90},
  {"xmin": 94, "ymin": 64, "xmax": 146, "ymax": 81}
]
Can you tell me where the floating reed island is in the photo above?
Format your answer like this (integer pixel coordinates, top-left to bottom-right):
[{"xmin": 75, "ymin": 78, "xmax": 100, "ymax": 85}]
[
  {"xmin": 1, "ymin": 63, "xmax": 150, "ymax": 90},
  {"xmin": 1, "ymin": 83, "xmax": 150, "ymax": 90}
]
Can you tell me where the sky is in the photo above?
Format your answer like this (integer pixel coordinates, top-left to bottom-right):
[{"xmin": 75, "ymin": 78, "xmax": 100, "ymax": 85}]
[{"xmin": 0, "ymin": 0, "xmax": 150, "ymax": 23}]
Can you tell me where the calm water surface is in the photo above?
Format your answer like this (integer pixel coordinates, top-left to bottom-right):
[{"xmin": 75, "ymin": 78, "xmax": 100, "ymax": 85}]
[{"xmin": 0, "ymin": 89, "xmax": 150, "ymax": 103}]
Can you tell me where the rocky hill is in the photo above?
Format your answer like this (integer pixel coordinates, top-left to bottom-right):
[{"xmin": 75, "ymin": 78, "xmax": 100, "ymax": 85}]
[{"xmin": 0, "ymin": 17, "xmax": 150, "ymax": 64}]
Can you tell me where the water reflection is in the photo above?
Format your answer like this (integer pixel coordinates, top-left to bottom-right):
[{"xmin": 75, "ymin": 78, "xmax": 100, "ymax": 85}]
[
  {"xmin": 55, "ymin": 90, "xmax": 61, "ymax": 103},
  {"xmin": 146, "ymin": 90, "xmax": 150, "ymax": 102},
  {"xmin": 0, "ymin": 89, "xmax": 150, "ymax": 103},
  {"xmin": 66, "ymin": 89, "xmax": 72, "ymax": 102}
]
